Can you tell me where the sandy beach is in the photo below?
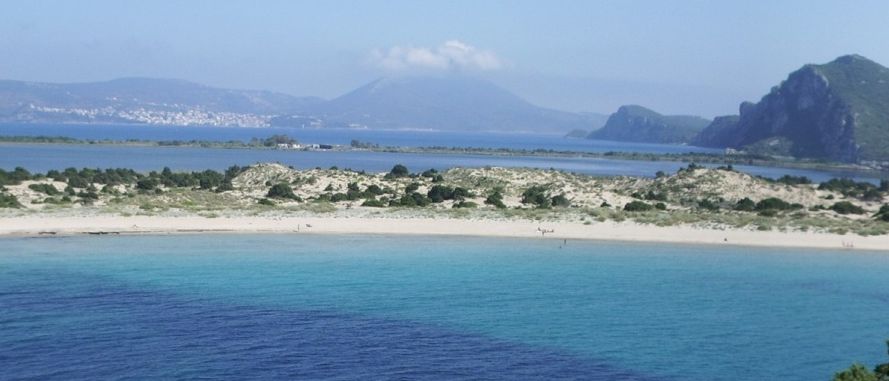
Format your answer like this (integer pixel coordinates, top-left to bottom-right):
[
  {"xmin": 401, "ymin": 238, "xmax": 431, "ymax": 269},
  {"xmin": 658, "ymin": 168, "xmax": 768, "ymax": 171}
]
[{"xmin": 1, "ymin": 215, "xmax": 887, "ymax": 252}]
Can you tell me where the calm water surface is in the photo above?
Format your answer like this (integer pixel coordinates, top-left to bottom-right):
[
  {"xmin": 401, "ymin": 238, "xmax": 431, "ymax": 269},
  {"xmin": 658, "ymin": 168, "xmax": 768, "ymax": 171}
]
[
  {"xmin": 1, "ymin": 235, "xmax": 887, "ymax": 380},
  {"xmin": 0, "ymin": 143, "xmax": 880, "ymax": 183},
  {"xmin": 0, "ymin": 123, "xmax": 721, "ymax": 154},
  {"xmin": 1, "ymin": 123, "xmax": 883, "ymax": 182}
]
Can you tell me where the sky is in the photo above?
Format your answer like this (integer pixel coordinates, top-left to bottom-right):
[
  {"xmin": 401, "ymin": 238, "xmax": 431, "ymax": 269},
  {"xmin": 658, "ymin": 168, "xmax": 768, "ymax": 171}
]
[{"xmin": 2, "ymin": 0, "xmax": 888, "ymax": 117}]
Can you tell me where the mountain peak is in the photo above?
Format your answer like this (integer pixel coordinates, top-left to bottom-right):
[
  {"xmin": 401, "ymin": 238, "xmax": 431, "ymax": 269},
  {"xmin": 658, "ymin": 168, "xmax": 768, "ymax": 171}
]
[
  {"xmin": 315, "ymin": 75, "xmax": 591, "ymax": 132},
  {"xmin": 588, "ymin": 105, "xmax": 710, "ymax": 144}
]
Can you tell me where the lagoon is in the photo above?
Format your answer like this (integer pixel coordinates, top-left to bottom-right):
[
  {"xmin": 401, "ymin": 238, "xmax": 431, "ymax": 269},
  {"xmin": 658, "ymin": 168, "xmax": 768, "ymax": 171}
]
[{"xmin": 2, "ymin": 234, "xmax": 887, "ymax": 380}]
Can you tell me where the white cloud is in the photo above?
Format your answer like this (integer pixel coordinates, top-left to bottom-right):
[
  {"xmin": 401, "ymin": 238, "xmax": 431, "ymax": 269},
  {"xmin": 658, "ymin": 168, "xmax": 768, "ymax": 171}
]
[{"xmin": 369, "ymin": 40, "xmax": 503, "ymax": 72}]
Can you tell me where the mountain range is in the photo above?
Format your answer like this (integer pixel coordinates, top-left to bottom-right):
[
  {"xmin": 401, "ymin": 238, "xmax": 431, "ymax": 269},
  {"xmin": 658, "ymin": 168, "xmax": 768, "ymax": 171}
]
[
  {"xmin": 0, "ymin": 75, "xmax": 606, "ymax": 133},
  {"xmin": 2, "ymin": 54, "xmax": 888, "ymax": 163}
]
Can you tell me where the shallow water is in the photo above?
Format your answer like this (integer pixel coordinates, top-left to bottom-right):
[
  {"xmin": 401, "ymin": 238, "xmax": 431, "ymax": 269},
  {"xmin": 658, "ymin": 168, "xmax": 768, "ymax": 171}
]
[{"xmin": 2, "ymin": 234, "xmax": 887, "ymax": 380}]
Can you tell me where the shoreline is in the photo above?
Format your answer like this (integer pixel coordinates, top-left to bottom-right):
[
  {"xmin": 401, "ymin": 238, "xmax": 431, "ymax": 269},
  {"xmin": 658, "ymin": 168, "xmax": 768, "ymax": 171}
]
[{"xmin": 2, "ymin": 215, "xmax": 887, "ymax": 252}]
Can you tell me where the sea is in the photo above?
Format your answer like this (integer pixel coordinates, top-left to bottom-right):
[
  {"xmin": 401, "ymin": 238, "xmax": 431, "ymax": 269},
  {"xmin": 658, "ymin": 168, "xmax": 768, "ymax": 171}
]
[
  {"xmin": 1, "ymin": 234, "xmax": 887, "ymax": 380},
  {"xmin": 0, "ymin": 123, "xmax": 883, "ymax": 182}
]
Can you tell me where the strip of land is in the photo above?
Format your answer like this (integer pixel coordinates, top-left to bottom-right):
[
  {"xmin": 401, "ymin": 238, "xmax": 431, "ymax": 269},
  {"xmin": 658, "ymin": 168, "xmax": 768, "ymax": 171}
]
[
  {"xmin": 2, "ymin": 162, "xmax": 889, "ymax": 251},
  {"xmin": 1, "ymin": 215, "xmax": 888, "ymax": 252}
]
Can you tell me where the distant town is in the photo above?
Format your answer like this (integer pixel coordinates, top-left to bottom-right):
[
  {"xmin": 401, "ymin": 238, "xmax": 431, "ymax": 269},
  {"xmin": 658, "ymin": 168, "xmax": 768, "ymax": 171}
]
[{"xmin": 26, "ymin": 104, "xmax": 277, "ymax": 127}]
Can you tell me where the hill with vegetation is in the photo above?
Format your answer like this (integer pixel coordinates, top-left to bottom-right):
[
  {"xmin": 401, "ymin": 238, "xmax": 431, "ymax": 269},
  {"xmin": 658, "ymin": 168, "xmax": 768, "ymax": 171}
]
[
  {"xmin": 587, "ymin": 105, "xmax": 710, "ymax": 144},
  {"xmin": 693, "ymin": 55, "xmax": 889, "ymax": 163}
]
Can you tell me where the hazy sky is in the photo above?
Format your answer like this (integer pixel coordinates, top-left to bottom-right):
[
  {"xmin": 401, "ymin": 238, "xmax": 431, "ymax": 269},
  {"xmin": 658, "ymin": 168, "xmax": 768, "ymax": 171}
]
[{"xmin": 2, "ymin": 1, "xmax": 887, "ymax": 117}]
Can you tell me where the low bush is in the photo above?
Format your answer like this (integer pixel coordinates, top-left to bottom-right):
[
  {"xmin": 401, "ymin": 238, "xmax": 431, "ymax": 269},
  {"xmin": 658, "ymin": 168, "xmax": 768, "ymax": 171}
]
[
  {"xmin": 551, "ymin": 194, "xmax": 571, "ymax": 207},
  {"xmin": 624, "ymin": 200, "xmax": 653, "ymax": 212},
  {"xmin": 485, "ymin": 190, "xmax": 506, "ymax": 209},
  {"xmin": 29, "ymin": 183, "xmax": 61, "ymax": 195},
  {"xmin": 830, "ymin": 201, "xmax": 865, "ymax": 215},
  {"xmin": 874, "ymin": 204, "xmax": 889, "ymax": 222},
  {"xmin": 0, "ymin": 193, "xmax": 22, "ymax": 208},
  {"xmin": 734, "ymin": 197, "xmax": 756, "ymax": 211},
  {"xmin": 521, "ymin": 185, "xmax": 551, "ymax": 208},
  {"xmin": 384, "ymin": 164, "xmax": 410, "ymax": 179},
  {"xmin": 267, "ymin": 183, "xmax": 301, "ymax": 201}
]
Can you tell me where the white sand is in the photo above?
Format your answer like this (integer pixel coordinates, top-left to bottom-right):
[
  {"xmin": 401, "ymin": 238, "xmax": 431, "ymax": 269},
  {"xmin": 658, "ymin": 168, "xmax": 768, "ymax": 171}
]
[{"xmin": 1, "ymin": 215, "xmax": 886, "ymax": 252}]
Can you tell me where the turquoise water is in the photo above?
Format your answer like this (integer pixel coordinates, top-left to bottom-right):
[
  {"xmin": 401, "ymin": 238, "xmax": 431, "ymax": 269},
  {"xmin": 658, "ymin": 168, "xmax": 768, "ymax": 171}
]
[{"xmin": 2, "ymin": 234, "xmax": 887, "ymax": 380}]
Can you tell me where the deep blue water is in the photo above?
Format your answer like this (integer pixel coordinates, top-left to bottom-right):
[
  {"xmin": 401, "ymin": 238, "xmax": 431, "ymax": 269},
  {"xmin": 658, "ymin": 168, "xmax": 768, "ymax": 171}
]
[
  {"xmin": 1, "ymin": 235, "xmax": 887, "ymax": 380},
  {"xmin": 0, "ymin": 123, "xmax": 721, "ymax": 154}
]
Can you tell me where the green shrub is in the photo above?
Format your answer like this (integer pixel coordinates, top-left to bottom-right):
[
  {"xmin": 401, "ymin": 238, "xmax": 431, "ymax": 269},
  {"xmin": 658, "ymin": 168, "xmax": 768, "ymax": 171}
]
[
  {"xmin": 776, "ymin": 175, "xmax": 812, "ymax": 185},
  {"xmin": 655, "ymin": 202, "xmax": 667, "ymax": 210},
  {"xmin": 521, "ymin": 185, "xmax": 551, "ymax": 208},
  {"xmin": 0, "ymin": 167, "xmax": 32, "ymax": 186},
  {"xmin": 875, "ymin": 205, "xmax": 889, "ymax": 222},
  {"xmin": 428, "ymin": 185, "xmax": 473, "ymax": 203},
  {"xmin": 330, "ymin": 193, "xmax": 348, "ymax": 202},
  {"xmin": 551, "ymin": 194, "xmax": 571, "ymax": 207},
  {"xmin": 624, "ymin": 200, "xmax": 653, "ymax": 212},
  {"xmin": 830, "ymin": 201, "xmax": 866, "ymax": 215},
  {"xmin": 257, "ymin": 198, "xmax": 275, "ymax": 206},
  {"xmin": 697, "ymin": 199, "xmax": 720, "ymax": 211},
  {"xmin": 136, "ymin": 178, "xmax": 158, "ymax": 192},
  {"xmin": 385, "ymin": 164, "xmax": 409, "ymax": 179},
  {"xmin": 755, "ymin": 197, "xmax": 800, "ymax": 211},
  {"xmin": 267, "ymin": 183, "xmax": 301, "ymax": 201},
  {"xmin": 485, "ymin": 190, "xmax": 506, "ymax": 209},
  {"xmin": 831, "ymin": 340, "xmax": 889, "ymax": 381},
  {"xmin": 0, "ymin": 193, "xmax": 22, "ymax": 208},
  {"xmin": 819, "ymin": 178, "xmax": 881, "ymax": 200},
  {"xmin": 29, "ymin": 183, "xmax": 61, "ymax": 195},
  {"xmin": 734, "ymin": 197, "xmax": 756, "ymax": 211},
  {"xmin": 68, "ymin": 176, "xmax": 90, "ymax": 189},
  {"xmin": 365, "ymin": 184, "xmax": 384, "ymax": 195}
]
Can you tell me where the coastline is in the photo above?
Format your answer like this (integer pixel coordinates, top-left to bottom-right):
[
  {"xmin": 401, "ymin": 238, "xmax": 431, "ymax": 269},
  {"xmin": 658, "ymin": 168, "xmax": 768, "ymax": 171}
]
[{"xmin": 2, "ymin": 215, "xmax": 888, "ymax": 252}]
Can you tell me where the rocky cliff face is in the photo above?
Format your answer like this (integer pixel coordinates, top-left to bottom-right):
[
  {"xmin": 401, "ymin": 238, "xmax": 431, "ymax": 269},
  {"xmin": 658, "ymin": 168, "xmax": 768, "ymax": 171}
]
[
  {"xmin": 587, "ymin": 105, "xmax": 709, "ymax": 144},
  {"xmin": 694, "ymin": 55, "xmax": 889, "ymax": 162}
]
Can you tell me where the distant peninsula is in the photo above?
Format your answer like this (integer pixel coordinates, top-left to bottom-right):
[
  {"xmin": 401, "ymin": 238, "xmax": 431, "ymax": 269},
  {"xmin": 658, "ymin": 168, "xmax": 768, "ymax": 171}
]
[{"xmin": 586, "ymin": 105, "xmax": 710, "ymax": 144}]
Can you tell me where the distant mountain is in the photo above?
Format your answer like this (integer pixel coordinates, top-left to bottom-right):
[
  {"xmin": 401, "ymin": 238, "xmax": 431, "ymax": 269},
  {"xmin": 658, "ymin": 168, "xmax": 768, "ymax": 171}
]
[
  {"xmin": 0, "ymin": 77, "xmax": 322, "ymax": 126},
  {"xmin": 693, "ymin": 55, "xmax": 889, "ymax": 162},
  {"xmin": 307, "ymin": 75, "xmax": 596, "ymax": 132},
  {"xmin": 587, "ymin": 105, "xmax": 710, "ymax": 144}
]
